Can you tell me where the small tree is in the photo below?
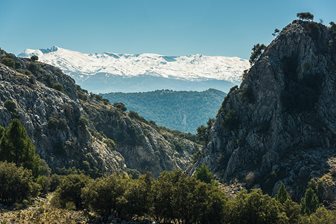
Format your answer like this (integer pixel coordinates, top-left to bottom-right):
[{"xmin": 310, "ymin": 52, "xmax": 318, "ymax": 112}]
[
  {"xmin": 275, "ymin": 182, "xmax": 290, "ymax": 204},
  {"xmin": 249, "ymin": 44, "xmax": 266, "ymax": 65},
  {"xmin": 297, "ymin": 12, "xmax": 314, "ymax": 21},
  {"xmin": 301, "ymin": 187, "xmax": 320, "ymax": 214},
  {"xmin": 31, "ymin": 55, "xmax": 39, "ymax": 62},
  {"xmin": 53, "ymin": 174, "xmax": 92, "ymax": 210},
  {"xmin": 0, "ymin": 119, "xmax": 46, "ymax": 177},
  {"xmin": 272, "ymin": 28, "xmax": 280, "ymax": 36},
  {"xmin": 194, "ymin": 164, "xmax": 215, "ymax": 184},
  {"xmin": 0, "ymin": 162, "xmax": 39, "ymax": 205}
]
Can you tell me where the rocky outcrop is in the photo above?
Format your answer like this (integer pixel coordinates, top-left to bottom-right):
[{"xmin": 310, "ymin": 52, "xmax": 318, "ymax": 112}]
[
  {"xmin": 0, "ymin": 50, "xmax": 200, "ymax": 176},
  {"xmin": 202, "ymin": 20, "xmax": 336, "ymax": 200}
]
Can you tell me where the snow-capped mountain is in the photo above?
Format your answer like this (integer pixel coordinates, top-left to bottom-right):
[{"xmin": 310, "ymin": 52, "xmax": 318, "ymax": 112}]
[{"xmin": 18, "ymin": 46, "xmax": 249, "ymax": 93}]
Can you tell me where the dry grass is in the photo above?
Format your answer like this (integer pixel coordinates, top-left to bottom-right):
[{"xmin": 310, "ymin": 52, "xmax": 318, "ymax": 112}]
[{"xmin": 0, "ymin": 194, "xmax": 88, "ymax": 224}]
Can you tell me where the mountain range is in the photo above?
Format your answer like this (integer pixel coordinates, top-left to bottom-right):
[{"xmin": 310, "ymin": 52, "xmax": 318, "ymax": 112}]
[{"xmin": 18, "ymin": 47, "xmax": 249, "ymax": 93}]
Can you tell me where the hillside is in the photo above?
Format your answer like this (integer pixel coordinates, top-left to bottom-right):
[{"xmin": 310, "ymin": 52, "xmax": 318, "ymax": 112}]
[
  {"xmin": 102, "ymin": 89, "xmax": 226, "ymax": 133},
  {"xmin": 18, "ymin": 47, "xmax": 249, "ymax": 93},
  {"xmin": 201, "ymin": 20, "xmax": 336, "ymax": 201},
  {"xmin": 0, "ymin": 49, "xmax": 200, "ymax": 177}
]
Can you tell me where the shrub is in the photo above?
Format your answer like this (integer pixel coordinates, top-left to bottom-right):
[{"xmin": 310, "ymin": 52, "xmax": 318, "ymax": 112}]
[
  {"xmin": 52, "ymin": 83, "xmax": 64, "ymax": 92},
  {"xmin": 151, "ymin": 170, "xmax": 227, "ymax": 224},
  {"xmin": 81, "ymin": 174, "xmax": 131, "ymax": 217},
  {"xmin": 4, "ymin": 100, "xmax": 16, "ymax": 112},
  {"xmin": 1, "ymin": 56, "xmax": 15, "ymax": 68},
  {"xmin": 30, "ymin": 55, "xmax": 39, "ymax": 62},
  {"xmin": 227, "ymin": 189, "xmax": 288, "ymax": 224},
  {"xmin": 47, "ymin": 116, "xmax": 67, "ymax": 130},
  {"xmin": 36, "ymin": 175, "xmax": 51, "ymax": 195},
  {"xmin": 0, "ymin": 162, "xmax": 39, "ymax": 205},
  {"xmin": 194, "ymin": 164, "xmax": 215, "ymax": 184},
  {"xmin": 28, "ymin": 62, "xmax": 40, "ymax": 73},
  {"xmin": 298, "ymin": 207, "xmax": 336, "ymax": 224},
  {"xmin": 49, "ymin": 174, "xmax": 62, "ymax": 192},
  {"xmin": 113, "ymin": 102, "xmax": 127, "ymax": 112},
  {"xmin": 52, "ymin": 174, "xmax": 92, "ymax": 210}
]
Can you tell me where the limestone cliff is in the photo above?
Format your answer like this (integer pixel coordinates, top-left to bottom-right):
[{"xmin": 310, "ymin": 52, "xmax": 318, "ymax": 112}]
[{"xmin": 203, "ymin": 20, "xmax": 336, "ymax": 200}]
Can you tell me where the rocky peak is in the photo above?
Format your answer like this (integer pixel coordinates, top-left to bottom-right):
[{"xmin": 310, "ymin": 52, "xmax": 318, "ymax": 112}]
[{"xmin": 202, "ymin": 20, "xmax": 336, "ymax": 200}]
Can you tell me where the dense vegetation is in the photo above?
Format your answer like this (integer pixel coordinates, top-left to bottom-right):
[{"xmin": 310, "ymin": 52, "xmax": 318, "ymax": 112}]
[
  {"xmin": 101, "ymin": 89, "xmax": 226, "ymax": 133},
  {"xmin": 0, "ymin": 120, "xmax": 334, "ymax": 223}
]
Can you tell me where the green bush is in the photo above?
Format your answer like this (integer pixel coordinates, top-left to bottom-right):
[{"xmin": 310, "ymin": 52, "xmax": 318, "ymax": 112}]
[
  {"xmin": 52, "ymin": 174, "xmax": 92, "ymax": 210},
  {"xmin": 4, "ymin": 100, "xmax": 16, "ymax": 112},
  {"xmin": 298, "ymin": 207, "xmax": 336, "ymax": 224},
  {"xmin": 47, "ymin": 116, "xmax": 67, "ymax": 130},
  {"xmin": 49, "ymin": 174, "xmax": 62, "ymax": 192},
  {"xmin": 1, "ymin": 56, "xmax": 15, "ymax": 68},
  {"xmin": 194, "ymin": 164, "xmax": 215, "ymax": 184},
  {"xmin": 36, "ymin": 175, "xmax": 51, "ymax": 195},
  {"xmin": 81, "ymin": 174, "xmax": 131, "ymax": 217},
  {"xmin": 52, "ymin": 83, "xmax": 64, "ymax": 92},
  {"xmin": 0, "ymin": 162, "xmax": 39, "ymax": 205},
  {"xmin": 227, "ymin": 189, "xmax": 288, "ymax": 224},
  {"xmin": 151, "ymin": 170, "xmax": 227, "ymax": 224}
]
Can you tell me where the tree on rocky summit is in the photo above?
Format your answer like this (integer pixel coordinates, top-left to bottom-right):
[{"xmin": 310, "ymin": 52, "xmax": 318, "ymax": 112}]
[
  {"xmin": 272, "ymin": 28, "xmax": 280, "ymax": 36},
  {"xmin": 297, "ymin": 12, "xmax": 314, "ymax": 21},
  {"xmin": 31, "ymin": 55, "xmax": 39, "ymax": 62},
  {"xmin": 249, "ymin": 44, "xmax": 266, "ymax": 65}
]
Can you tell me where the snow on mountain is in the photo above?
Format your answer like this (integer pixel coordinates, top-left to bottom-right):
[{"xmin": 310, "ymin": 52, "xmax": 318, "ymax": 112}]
[
  {"xmin": 18, "ymin": 46, "xmax": 250, "ymax": 93},
  {"xmin": 19, "ymin": 46, "xmax": 249, "ymax": 81}
]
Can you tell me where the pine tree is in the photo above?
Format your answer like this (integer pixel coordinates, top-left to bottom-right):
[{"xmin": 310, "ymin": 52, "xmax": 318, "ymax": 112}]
[
  {"xmin": 0, "ymin": 119, "xmax": 43, "ymax": 176},
  {"xmin": 276, "ymin": 182, "xmax": 290, "ymax": 204},
  {"xmin": 301, "ymin": 187, "xmax": 320, "ymax": 214}
]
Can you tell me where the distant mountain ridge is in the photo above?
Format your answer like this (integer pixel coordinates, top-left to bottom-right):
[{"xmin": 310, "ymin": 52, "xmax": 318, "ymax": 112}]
[
  {"xmin": 102, "ymin": 89, "xmax": 226, "ymax": 133},
  {"xmin": 18, "ymin": 47, "xmax": 249, "ymax": 93}
]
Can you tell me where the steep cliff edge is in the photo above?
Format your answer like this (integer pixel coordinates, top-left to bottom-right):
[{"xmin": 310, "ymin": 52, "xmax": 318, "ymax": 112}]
[
  {"xmin": 0, "ymin": 49, "xmax": 200, "ymax": 176},
  {"xmin": 203, "ymin": 20, "xmax": 336, "ymax": 200}
]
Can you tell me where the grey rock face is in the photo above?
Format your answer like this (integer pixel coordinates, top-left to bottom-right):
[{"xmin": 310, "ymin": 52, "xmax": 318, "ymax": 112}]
[
  {"xmin": 203, "ymin": 20, "xmax": 336, "ymax": 199},
  {"xmin": 0, "ymin": 51, "xmax": 200, "ymax": 176}
]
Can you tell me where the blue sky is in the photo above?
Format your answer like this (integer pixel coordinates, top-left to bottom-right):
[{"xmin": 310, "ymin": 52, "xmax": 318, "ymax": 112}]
[{"xmin": 0, "ymin": 0, "xmax": 335, "ymax": 58}]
